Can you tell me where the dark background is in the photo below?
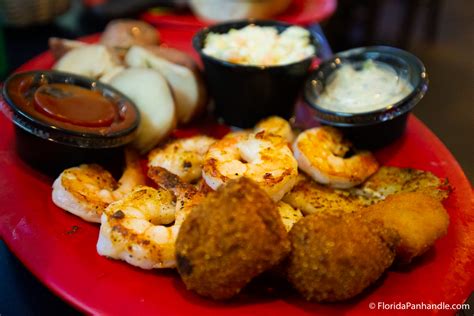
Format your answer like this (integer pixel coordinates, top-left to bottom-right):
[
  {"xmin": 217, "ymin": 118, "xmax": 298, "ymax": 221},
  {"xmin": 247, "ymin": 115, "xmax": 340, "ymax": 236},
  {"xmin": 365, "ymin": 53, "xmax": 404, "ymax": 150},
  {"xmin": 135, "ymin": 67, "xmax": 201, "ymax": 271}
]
[{"xmin": 0, "ymin": 0, "xmax": 472, "ymax": 314}]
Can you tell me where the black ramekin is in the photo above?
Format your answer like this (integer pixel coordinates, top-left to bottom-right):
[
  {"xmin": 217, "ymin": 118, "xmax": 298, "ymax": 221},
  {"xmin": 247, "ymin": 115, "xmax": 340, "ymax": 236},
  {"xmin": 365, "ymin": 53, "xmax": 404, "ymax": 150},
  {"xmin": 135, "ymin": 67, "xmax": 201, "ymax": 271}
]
[
  {"xmin": 1, "ymin": 70, "xmax": 140, "ymax": 177},
  {"xmin": 193, "ymin": 20, "xmax": 320, "ymax": 128},
  {"xmin": 304, "ymin": 46, "xmax": 428, "ymax": 148}
]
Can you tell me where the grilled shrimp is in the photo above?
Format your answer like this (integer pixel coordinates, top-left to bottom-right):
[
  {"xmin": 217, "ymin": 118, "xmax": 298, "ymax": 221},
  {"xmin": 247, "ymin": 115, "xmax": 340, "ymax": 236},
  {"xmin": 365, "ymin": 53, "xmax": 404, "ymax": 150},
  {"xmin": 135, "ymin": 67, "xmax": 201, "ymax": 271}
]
[
  {"xmin": 98, "ymin": 167, "xmax": 208, "ymax": 270},
  {"xmin": 202, "ymin": 131, "xmax": 298, "ymax": 201},
  {"xmin": 147, "ymin": 166, "xmax": 207, "ymax": 225},
  {"xmin": 97, "ymin": 186, "xmax": 179, "ymax": 269},
  {"xmin": 52, "ymin": 149, "xmax": 145, "ymax": 223},
  {"xmin": 148, "ymin": 136, "xmax": 216, "ymax": 183},
  {"xmin": 222, "ymin": 130, "xmax": 251, "ymax": 139},
  {"xmin": 293, "ymin": 126, "xmax": 379, "ymax": 189},
  {"xmin": 255, "ymin": 116, "xmax": 295, "ymax": 143}
]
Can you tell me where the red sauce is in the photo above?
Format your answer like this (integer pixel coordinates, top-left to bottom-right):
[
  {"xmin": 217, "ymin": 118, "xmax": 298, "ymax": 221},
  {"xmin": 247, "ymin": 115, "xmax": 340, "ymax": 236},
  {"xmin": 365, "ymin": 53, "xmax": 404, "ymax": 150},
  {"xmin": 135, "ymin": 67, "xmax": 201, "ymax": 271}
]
[
  {"xmin": 34, "ymin": 83, "xmax": 116, "ymax": 127},
  {"xmin": 7, "ymin": 73, "xmax": 137, "ymax": 135}
]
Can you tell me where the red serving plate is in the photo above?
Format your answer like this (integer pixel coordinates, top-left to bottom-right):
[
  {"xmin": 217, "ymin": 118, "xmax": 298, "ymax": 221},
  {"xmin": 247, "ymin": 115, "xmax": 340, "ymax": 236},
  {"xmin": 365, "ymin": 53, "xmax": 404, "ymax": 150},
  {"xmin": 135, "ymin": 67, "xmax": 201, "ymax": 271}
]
[
  {"xmin": 0, "ymin": 28, "xmax": 473, "ymax": 315},
  {"xmin": 141, "ymin": 0, "xmax": 337, "ymax": 29}
]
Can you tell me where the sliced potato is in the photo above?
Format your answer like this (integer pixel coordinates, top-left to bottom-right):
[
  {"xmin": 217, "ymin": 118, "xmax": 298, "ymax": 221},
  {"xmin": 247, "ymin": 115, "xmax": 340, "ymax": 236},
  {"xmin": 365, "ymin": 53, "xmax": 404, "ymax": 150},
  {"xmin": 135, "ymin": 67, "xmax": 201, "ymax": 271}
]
[
  {"xmin": 99, "ymin": 66, "xmax": 125, "ymax": 84},
  {"xmin": 125, "ymin": 45, "xmax": 206, "ymax": 124},
  {"xmin": 144, "ymin": 46, "xmax": 207, "ymax": 122},
  {"xmin": 54, "ymin": 44, "xmax": 122, "ymax": 81},
  {"xmin": 144, "ymin": 45, "xmax": 201, "ymax": 74},
  {"xmin": 49, "ymin": 37, "xmax": 87, "ymax": 60},
  {"xmin": 110, "ymin": 68, "xmax": 176, "ymax": 153}
]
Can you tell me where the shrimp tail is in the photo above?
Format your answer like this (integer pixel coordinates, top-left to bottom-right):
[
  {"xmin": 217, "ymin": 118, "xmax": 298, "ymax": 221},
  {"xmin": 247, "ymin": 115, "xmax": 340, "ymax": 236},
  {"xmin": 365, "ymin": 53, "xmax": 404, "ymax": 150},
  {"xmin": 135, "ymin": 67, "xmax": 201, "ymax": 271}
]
[
  {"xmin": 114, "ymin": 148, "xmax": 146, "ymax": 198},
  {"xmin": 148, "ymin": 165, "xmax": 197, "ymax": 198}
]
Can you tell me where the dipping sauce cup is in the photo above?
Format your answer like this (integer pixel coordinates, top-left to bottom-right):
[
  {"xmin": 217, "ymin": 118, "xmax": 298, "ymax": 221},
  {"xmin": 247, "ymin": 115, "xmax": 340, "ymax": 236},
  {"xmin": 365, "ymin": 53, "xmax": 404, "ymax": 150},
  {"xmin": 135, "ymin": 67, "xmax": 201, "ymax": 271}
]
[
  {"xmin": 193, "ymin": 20, "xmax": 319, "ymax": 128},
  {"xmin": 1, "ymin": 70, "xmax": 140, "ymax": 176},
  {"xmin": 304, "ymin": 46, "xmax": 428, "ymax": 148}
]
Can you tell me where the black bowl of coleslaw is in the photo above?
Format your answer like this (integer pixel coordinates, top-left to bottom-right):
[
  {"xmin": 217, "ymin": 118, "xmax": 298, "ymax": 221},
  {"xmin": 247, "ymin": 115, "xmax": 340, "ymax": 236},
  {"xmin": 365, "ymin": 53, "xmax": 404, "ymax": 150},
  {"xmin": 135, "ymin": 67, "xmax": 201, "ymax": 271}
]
[{"xmin": 194, "ymin": 20, "xmax": 320, "ymax": 128}]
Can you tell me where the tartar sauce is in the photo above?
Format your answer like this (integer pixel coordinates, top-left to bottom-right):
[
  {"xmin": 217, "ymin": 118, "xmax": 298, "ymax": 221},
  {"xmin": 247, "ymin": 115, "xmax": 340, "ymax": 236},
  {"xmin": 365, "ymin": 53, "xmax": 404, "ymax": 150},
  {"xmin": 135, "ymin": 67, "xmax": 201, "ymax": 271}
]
[
  {"xmin": 203, "ymin": 25, "xmax": 315, "ymax": 66},
  {"xmin": 317, "ymin": 60, "xmax": 413, "ymax": 113}
]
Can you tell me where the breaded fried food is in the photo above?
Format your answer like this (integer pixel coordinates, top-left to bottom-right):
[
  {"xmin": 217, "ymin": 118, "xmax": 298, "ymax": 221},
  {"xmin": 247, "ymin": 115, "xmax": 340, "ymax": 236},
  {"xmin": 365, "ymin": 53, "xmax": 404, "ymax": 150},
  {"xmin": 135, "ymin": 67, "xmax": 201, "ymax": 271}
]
[
  {"xmin": 362, "ymin": 192, "xmax": 450, "ymax": 263},
  {"xmin": 175, "ymin": 177, "xmax": 290, "ymax": 300},
  {"xmin": 283, "ymin": 167, "xmax": 450, "ymax": 217},
  {"xmin": 355, "ymin": 166, "xmax": 450, "ymax": 204},
  {"xmin": 286, "ymin": 212, "xmax": 398, "ymax": 302},
  {"xmin": 276, "ymin": 201, "xmax": 303, "ymax": 232},
  {"xmin": 282, "ymin": 174, "xmax": 363, "ymax": 215}
]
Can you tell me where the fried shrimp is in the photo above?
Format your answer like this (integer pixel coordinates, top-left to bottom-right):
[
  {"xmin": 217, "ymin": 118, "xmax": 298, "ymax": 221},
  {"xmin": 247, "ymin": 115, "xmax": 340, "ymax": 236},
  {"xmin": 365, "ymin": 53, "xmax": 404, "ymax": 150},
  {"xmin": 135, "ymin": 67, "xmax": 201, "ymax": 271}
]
[
  {"xmin": 97, "ymin": 186, "xmax": 179, "ymax": 269},
  {"xmin": 202, "ymin": 131, "xmax": 298, "ymax": 201},
  {"xmin": 148, "ymin": 136, "xmax": 216, "ymax": 183},
  {"xmin": 255, "ymin": 116, "xmax": 295, "ymax": 143},
  {"xmin": 362, "ymin": 192, "xmax": 450, "ymax": 263},
  {"xmin": 286, "ymin": 212, "xmax": 399, "ymax": 302},
  {"xmin": 175, "ymin": 177, "xmax": 290, "ymax": 300},
  {"xmin": 52, "ymin": 149, "xmax": 145, "ymax": 223},
  {"xmin": 293, "ymin": 126, "xmax": 379, "ymax": 189}
]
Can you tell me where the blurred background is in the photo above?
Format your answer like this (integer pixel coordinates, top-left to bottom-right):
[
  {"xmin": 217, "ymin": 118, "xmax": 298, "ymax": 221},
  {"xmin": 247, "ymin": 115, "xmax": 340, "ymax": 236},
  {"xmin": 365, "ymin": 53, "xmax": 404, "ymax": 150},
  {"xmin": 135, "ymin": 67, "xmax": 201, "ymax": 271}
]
[
  {"xmin": 0, "ymin": 0, "xmax": 472, "ymax": 313},
  {"xmin": 0, "ymin": 0, "xmax": 471, "ymax": 182}
]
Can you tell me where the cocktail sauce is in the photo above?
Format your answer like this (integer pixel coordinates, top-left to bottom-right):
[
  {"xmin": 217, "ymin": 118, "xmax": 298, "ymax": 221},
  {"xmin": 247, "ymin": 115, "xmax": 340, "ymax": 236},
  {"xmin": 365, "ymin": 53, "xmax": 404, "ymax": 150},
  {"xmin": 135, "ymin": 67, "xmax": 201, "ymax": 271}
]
[
  {"xmin": 7, "ymin": 73, "xmax": 137, "ymax": 134},
  {"xmin": 2, "ymin": 71, "xmax": 140, "ymax": 176}
]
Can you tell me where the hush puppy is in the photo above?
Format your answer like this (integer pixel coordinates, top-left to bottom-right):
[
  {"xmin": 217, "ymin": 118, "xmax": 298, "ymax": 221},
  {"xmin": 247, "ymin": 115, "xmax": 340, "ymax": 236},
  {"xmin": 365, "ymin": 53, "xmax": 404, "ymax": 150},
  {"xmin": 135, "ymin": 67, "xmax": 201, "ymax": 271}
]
[
  {"xmin": 286, "ymin": 212, "xmax": 398, "ymax": 302},
  {"xmin": 175, "ymin": 177, "xmax": 290, "ymax": 300},
  {"xmin": 363, "ymin": 192, "xmax": 449, "ymax": 263}
]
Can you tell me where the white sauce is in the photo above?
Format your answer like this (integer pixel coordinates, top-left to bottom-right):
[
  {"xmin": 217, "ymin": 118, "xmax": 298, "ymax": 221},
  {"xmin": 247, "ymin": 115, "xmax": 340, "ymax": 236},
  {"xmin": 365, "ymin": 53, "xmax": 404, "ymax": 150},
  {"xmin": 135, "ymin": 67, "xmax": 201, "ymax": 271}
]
[
  {"xmin": 317, "ymin": 60, "xmax": 413, "ymax": 113},
  {"xmin": 203, "ymin": 25, "xmax": 315, "ymax": 66}
]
